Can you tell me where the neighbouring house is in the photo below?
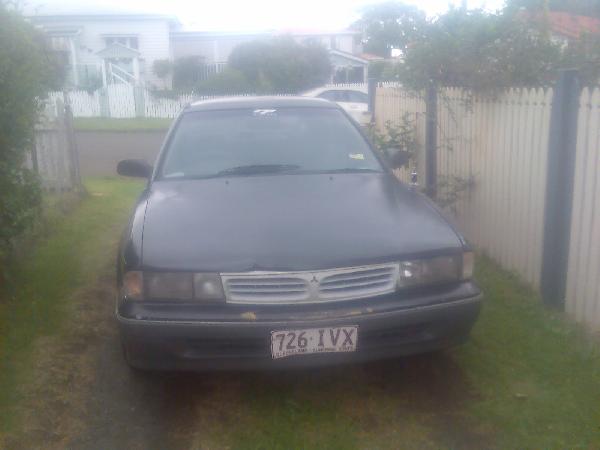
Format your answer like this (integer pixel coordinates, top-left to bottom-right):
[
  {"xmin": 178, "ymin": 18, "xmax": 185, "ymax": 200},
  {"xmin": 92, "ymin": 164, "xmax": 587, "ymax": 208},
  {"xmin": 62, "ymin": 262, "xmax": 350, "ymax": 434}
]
[
  {"xmin": 523, "ymin": 11, "xmax": 600, "ymax": 46},
  {"xmin": 27, "ymin": 13, "xmax": 181, "ymax": 89},
  {"xmin": 28, "ymin": 10, "xmax": 371, "ymax": 89}
]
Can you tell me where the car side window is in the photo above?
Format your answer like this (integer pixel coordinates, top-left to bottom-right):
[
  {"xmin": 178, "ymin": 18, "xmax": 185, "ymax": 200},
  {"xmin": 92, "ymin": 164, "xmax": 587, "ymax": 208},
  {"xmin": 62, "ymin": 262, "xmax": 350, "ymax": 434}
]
[
  {"xmin": 336, "ymin": 91, "xmax": 351, "ymax": 102},
  {"xmin": 346, "ymin": 91, "xmax": 368, "ymax": 103},
  {"xmin": 317, "ymin": 91, "xmax": 337, "ymax": 101}
]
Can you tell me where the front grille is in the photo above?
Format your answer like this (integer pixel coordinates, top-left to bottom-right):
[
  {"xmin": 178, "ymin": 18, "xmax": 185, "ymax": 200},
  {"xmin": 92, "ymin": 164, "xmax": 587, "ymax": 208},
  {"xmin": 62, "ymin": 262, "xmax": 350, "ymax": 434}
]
[
  {"xmin": 224, "ymin": 276, "xmax": 309, "ymax": 303},
  {"xmin": 318, "ymin": 266, "xmax": 397, "ymax": 300},
  {"xmin": 221, "ymin": 263, "xmax": 399, "ymax": 304}
]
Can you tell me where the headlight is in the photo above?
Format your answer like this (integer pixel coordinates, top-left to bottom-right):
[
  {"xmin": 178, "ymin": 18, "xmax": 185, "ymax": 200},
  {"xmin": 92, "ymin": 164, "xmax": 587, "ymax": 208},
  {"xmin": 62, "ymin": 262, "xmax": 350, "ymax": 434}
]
[
  {"xmin": 461, "ymin": 251, "xmax": 474, "ymax": 280},
  {"xmin": 146, "ymin": 272, "xmax": 193, "ymax": 299},
  {"xmin": 142, "ymin": 272, "xmax": 224, "ymax": 302},
  {"xmin": 193, "ymin": 273, "xmax": 225, "ymax": 300},
  {"xmin": 122, "ymin": 271, "xmax": 143, "ymax": 300},
  {"xmin": 398, "ymin": 255, "xmax": 461, "ymax": 288}
]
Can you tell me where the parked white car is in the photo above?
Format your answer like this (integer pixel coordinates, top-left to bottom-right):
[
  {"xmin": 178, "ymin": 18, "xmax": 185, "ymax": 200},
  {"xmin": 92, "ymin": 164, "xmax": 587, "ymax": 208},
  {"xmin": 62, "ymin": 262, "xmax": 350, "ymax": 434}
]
[{"xmin": 302, "ymin": 86, "xmax": 372, "ymax": 125}]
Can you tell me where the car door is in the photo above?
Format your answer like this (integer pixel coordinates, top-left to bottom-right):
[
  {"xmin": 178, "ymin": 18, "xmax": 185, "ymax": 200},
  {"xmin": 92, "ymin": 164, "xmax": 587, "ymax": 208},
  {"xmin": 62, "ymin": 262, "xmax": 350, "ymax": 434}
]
[{"xmin": 338, "ymin": 91, "xmax": 370, "ymax": 125}]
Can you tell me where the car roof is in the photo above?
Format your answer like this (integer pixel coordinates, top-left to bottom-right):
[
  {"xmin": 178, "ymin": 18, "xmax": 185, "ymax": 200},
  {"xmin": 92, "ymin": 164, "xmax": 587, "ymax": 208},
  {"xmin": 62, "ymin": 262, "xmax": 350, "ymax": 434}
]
[
  {"xmin": 302, "ymin": 86, "xmax": 368, "ymax": 96},
  {"xmin": 185, "ymin": 96, "xmax": 338, "ymax": 112}
]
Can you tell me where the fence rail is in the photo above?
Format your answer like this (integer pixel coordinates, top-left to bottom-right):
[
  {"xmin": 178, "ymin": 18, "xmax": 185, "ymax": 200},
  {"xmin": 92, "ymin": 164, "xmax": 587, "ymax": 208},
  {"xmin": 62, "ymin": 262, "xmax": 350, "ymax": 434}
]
[
  {"xmin": 375, "ymin": 83, "xmax": 600, "ymax": 330},
  {"xmin": 46, "ymin": 83, "xmax": 368, "ymax": 119}
]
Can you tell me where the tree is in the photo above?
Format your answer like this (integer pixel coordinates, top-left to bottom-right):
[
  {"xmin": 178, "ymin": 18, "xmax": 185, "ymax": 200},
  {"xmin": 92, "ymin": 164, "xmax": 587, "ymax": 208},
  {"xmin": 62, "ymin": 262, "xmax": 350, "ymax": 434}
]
[
  {"xmin": 561, "ymin": 32, "xmax": 600, "ymax": 85},
  {"xmin": 228, "ymin": 37, "xmax": 331, "ymax": 93},
  {"xmin": 172, "ymin": 56, "xmax": 204, "ymax": 89},
  {"xmin": 351, "ymin": 2, "xmax": 426, "ymax": 58},
  {"xmin": 0, "ymin": 2, "xmax": 62, "ymax": 259},
  {"xmin": 152, "ymin": 59, "xmax": 172, "ymax": 89},
  {"xmin": 194, "ymin": 69, "xmax": 252, "ymax": 95},
  {"xmin": 356, "ymin": 3, "xmax": 581, "ymax": 90},
  {"xmin": 400, "ymin": 8, "xmax": 561, "ymax": 91}
]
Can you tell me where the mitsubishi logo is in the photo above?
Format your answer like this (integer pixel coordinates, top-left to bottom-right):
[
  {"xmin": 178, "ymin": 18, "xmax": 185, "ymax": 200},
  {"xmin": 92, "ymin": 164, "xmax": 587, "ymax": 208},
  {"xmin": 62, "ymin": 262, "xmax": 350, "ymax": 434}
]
[{"xmin": 310, "ymin": 275, "xmax": 319, "ymax": 283}]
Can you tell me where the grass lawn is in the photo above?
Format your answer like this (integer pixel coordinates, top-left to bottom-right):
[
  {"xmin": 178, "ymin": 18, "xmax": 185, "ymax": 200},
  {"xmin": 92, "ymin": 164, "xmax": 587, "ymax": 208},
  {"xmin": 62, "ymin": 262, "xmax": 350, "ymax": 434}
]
[
  {"xmin": 0, "ymin": 177, "xmax": 144, "ymax": 434},
  {"xmin": 196, "ymin": 259, "xmax": 600, "ymax": 449},
  {"xmin": 1, "ymin": 177, "xmax": 600, "ymax": 448},
  {"xmin": 74, "ymin": 117, "xmax": 172, "ymax": 131}
]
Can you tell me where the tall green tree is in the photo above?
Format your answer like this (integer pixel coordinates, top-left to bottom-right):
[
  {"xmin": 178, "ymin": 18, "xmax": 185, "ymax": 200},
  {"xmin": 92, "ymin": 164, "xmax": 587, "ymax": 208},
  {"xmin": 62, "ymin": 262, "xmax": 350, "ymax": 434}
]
[
  {"xmin": 352, "ymin": 2, "xmax": 426, "ymax": 58},
  {"xmin": 228, "ymin": 37, "xmax": 331, "ymax": 93},
  {"xmin": 172, "ymin": 56, "xmax": 204, "ymax": 89},
  {"xmin": 356, "ymin": 2, "xmax": 600, "ymax": 90},
  {"xmin": 400, "ymin": 8, "xmax": 561, "ymax": 90},
  {"xmin": 0, "ymin": 2, "xmax": 62, "ymax": 258}
]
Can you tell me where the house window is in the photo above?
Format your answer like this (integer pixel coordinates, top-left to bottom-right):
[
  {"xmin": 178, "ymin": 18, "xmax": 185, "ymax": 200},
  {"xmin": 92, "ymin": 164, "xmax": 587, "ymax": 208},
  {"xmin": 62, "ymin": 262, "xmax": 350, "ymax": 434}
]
[{"xmin": 105, "ymin": 36, "xmax": 138, "ymax": 50}]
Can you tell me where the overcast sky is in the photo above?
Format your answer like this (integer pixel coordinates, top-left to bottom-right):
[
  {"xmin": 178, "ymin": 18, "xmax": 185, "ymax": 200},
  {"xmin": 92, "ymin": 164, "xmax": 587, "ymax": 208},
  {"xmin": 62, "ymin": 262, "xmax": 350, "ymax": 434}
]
[{"xmin": 25, "ymin": 0, "xmax": 506, "ymax": 31}]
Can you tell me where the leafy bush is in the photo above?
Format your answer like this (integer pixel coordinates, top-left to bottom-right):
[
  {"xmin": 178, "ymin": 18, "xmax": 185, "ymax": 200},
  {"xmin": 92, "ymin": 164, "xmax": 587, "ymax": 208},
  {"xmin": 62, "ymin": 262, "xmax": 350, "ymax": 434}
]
[
  {"xmin": 194, "ymin": 68, "xmax": 253, "ymax": 95},
  {"xmin": 357, "ymin": 4, "xmax": 600, "ymax": 90},
  {"xmin": 152, "ymin": 59, "xmax": 172, "ymax": 89},
  {"xmin": 172, "ymin": 56, "xmax": 204, "ymax": 89},
  {"xmin": 366, "ymin": 114, "xmax": 419, "ymax": 169},
  {"xmin": 367, "ymin": 115, "xmax": 472, "ymax": 209},
  {"xmin": 399, "ymin": 8, "xmax": 562, "ymax": 91},
  {"xmin": 228, "ymin": 37, "xmax": 331, "ymax": 93},
  {"xmin": 0, "ymin": 3, "xmax": 60, "ymax": 260}
]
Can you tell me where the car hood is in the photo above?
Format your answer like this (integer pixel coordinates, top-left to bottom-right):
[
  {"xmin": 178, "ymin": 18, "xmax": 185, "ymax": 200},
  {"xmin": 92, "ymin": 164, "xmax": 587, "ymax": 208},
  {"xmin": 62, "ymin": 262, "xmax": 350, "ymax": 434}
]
[{"xmin": 141, "ymin": 173, "xmax": 463, "ymax": 272}]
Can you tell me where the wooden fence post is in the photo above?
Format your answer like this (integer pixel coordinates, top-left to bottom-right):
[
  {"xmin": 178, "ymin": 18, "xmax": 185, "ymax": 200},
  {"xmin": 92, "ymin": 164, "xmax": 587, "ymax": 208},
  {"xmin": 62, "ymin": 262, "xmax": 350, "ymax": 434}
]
[
  {"xmin": 62, "ymin": 91, "xmax": 82, "ymax": 190},
  {"xmin": 368, "ymin": 77, "xmax": 377, "ymax": 122},
  {"xmin": 540, "ymin": 70, "xmax": 580, "ymax": 308},
  {"xmin": 134, "ymin": 85, "xmax": 146, "ymax": 118},
  {"xmin": 425, "ymin": 83, "xmax": 438, "ymax": 198},
  {"xmin": 99, "ymin": 87, "xmax": 110, "ymax": 117}
]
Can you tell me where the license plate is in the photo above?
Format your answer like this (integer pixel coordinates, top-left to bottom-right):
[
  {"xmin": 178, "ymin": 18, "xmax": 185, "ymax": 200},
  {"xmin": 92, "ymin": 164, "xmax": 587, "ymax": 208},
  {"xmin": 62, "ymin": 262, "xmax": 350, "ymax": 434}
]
[{"xmin": 270, "ymin": 326, "xmax": 358, "ymax": 359}]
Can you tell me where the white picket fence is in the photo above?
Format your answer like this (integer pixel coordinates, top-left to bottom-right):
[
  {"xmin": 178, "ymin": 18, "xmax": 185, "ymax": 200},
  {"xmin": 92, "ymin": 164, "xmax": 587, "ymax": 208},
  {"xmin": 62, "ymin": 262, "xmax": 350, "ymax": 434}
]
[
  {"xmin": 566, "ymin": 87, "xmax": 600, "ymax": 328},
  {"xmin": 47, "ymin": 83, "xmax": 368, "ymax": 119},
  {"xmin": 376, "ymin": 84, "xmax": 600, "ymax": 330},
  {"xmin": 29, "ymin": 99, "xmax": 81, "ymax": 192}
]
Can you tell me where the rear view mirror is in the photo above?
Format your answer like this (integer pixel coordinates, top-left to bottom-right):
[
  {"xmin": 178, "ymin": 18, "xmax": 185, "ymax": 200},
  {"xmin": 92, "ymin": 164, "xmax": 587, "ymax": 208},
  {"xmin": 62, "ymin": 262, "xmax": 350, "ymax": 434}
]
[{"xmin": 117, "ymin": 159, "xmax": 153, "ymax": 178}]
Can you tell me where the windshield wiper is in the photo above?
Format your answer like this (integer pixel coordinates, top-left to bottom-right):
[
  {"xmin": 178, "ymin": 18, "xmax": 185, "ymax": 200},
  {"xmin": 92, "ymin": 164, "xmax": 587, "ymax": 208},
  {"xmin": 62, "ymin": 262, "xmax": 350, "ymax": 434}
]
[{"xmin": 216, "ymin": 164, "xmax": 301, "ymax": 176}]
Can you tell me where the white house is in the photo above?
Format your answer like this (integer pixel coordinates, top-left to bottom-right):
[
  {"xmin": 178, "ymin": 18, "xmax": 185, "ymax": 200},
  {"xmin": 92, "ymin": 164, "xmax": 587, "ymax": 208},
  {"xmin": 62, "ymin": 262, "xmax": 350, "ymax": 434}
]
[
  {"xmin": 29, "ymin": 12, "xmax": 371, "ymax": 88},
  {"xmin": 28, "ymin": 13, "xmax": 180, "ymax": 88}
]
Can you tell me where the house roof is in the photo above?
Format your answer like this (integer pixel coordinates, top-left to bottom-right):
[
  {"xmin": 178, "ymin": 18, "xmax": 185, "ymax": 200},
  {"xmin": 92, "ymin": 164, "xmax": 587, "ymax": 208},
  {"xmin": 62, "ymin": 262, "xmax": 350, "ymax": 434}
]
[
  {"xmin": 548, "ymin": 12, "xmax": 600, "ymax": 39},
  {"xmin": 96, "ymin": 42, "xmax": 140, "ymax": 58},
  {"xmin": 329, "ymin": 50, "xmax": 369, "ymax": 65},
  {"xmin": 27, "ymin": 12, "xmax": 181, "ymax": 27},
  {"xmin": 275, "ymin": 28, "xmax": 359, "ymax": 36},
  {"xmin": 359, "ymin": 53, "xmax": 385, "ymax": 61},
  {"xmin": 525, "ymin": 11, "xmax": 600, "ymax": 39},
  {"xmin": 171, "ymin": 29, "xmax": 359, "ymax": 40}
]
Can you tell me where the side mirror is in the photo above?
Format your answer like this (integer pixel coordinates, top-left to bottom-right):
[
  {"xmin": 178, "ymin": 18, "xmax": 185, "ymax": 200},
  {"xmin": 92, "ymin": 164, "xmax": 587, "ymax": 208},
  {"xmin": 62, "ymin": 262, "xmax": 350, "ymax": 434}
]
[
  {"xmin": 382, "ymin": 147, "xmax": 410, "ymax": 169},
  {"xmin": 117, "ymin": 159, "xmax": 152, "ymax": 178}
]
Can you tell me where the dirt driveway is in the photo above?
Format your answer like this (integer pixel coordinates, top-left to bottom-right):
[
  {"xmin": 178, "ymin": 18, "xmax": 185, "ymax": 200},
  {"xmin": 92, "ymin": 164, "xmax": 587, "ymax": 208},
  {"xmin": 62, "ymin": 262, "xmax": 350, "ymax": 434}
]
[{"xmin": 5, "ymin": 263, "xmax": 490, "ymax": 450}]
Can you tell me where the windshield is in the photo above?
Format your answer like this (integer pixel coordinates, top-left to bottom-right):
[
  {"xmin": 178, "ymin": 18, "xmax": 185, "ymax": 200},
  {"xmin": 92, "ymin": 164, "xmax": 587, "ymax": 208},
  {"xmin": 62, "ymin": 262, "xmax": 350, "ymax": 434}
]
[{"xmin": 159, "ymin": 107, "xmax": 382, "ymax": 179}]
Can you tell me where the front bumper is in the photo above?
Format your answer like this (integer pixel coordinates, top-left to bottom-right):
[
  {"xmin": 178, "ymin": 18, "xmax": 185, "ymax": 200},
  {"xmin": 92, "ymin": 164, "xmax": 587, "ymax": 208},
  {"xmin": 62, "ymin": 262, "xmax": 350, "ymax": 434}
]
[{"xmin": 117, "ymin": 282, "xmax": 482, "ymax": 371}]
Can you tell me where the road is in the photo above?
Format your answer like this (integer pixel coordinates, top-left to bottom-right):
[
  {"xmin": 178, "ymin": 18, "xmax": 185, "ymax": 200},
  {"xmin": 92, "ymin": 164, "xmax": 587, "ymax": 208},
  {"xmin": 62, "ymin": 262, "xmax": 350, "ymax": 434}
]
[{"xmin": 75, "ymin": 131, "xmax": 166, "ymax": 178}]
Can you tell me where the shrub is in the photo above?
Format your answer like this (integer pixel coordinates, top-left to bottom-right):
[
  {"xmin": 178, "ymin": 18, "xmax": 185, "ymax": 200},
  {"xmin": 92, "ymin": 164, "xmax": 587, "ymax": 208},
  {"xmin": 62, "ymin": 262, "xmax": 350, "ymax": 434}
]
[
  {"xmin": 152, "ymin": 59, "xmax": 172, "ymax": 89},
  {"xmin": 228, "ymin": 37, "xmax": 331, "ymax": 93},
  {"xmin": 194, "ymin": 69, "xmax": 253, "ymax": 95},
  {"xmin": 172, "ymin": 56, "xmax": 204, "ymax": 89},
  {"xmin": 0, "ymin": 3, "xmax": 61, "ymax": 261}
]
